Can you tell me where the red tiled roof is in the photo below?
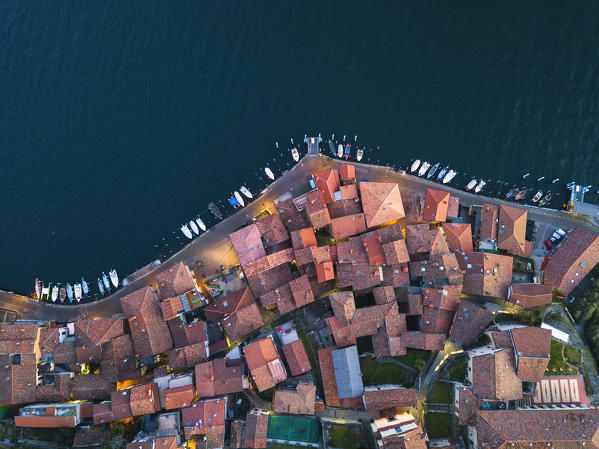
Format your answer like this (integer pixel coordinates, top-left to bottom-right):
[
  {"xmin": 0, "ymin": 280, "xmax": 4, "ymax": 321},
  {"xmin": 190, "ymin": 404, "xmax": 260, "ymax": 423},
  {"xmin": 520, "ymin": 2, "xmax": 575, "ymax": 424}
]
[
  {"xmin": 497, "ymin": 205, "xmax": 527, "ymax": 255},
  {"xmin": 291, "ymin": 228, "xmax": 317, "ymax": 249},
  {"xmin": 376, "ymin": 222, "xmax": 404, "ymax": 244},
  {"xmin": 181, "ymin": 398, "xmax": 226, "ymax": 442},
  {"xmin": 155, "ymin": 262, "xmax": 196, "ymax": 299},
  {"xmin": 318, "ymin": 348, "xmax": 341, "ymax": 407},
  {"xmin": 373, "ymin": 286, "xmax": 396, "ymax": 304},
  {"xmin": 111, "ymin": 389, "xmax": 132, "ymax": 421},
  {"xmin": 72, "ymin": 374, "xmax": 114, "ymax": 401},
  {"xmin": 195, "ymin": 358, "xmax": 245, "ymax": 399},
  {"xmin": 383, "ymin": 240, "xmax": 410, "ymax": 265},
  {"xmin": 167, "ymin": 317, "xmax": 208, "ymax": 349},
  {"xmin": 337, "ymin": 236, "xmax": 368, "ymax": 264},
  {"xmin": 242, "ymin": 248, "xmax": 294, "ymax": 278},
  {"xmin": 405, "ymin": 224, "xmax": 449, "ymax": 257},
  {"xmin": 339, "ymin": 164, "xmax": 356, "ymax": 181},
  {"xmin": 204, "ymin": 287, "xmax": 264, "ymax": 342},
  {"xmin": 164, "ymin": 384, "xmax": 195, "ymax": 410},
  {"xmin": 282, "ymin": 339, "xmax": 311, "ymax": 376},
  {"xmin": 74, "ymin": 318, "xmax": 124, "ymax": 350},
  {"xmin": 362, "ymin": 232, "xmax": 385, "ymax": 265},
  {"xmin": 244, "ymin": 336, "xmax": 287, "ymax": 392},
  {"xmin": 273, "ymin": 383, "xmax": 316, "ymax": 415},
  {"xmin": 168, "ymin": 342, "xmax": 209, "ymax": 369},
  {"xmin": 480, "ymin": 204, "xmax": 499, "ymax": 240},
  {"xmin": 260, "ymin": 283, "xmax": 295, "ymax": 314},
  {"xmin": 510, "ymin": 327, "xmax": 551, "ymax": 382},
  {"xmin": 543, "ymin": 228, "xmax": 599, "ymax": 295},
  {"xmin": 340, "ymin": 184, "xmax": 359, "ymax": 200},
  {"xmin": 230, "ymin": 224, "xmax": 267, "ymax": 267},
  {"xmin": 92, "ymin": 402, "xmax": 115, "ymax": 425},
  {"xmin": 457, "ymin": 251, "xmax": 513, "ymax": 298},
  {"xmin": 508, "ymin": 283, "xmax": 552, "ymax": 308},
  {"xmin": 129, "ymin": 383, "xmax": 161, "ymax": 416},
  {"xmin": 456, "ymin": 386, "xmax": 478, "ymax": 425},
  {"xmin": 204, "ymin": 287, "xmax": 254, "ymax": 322},
  {"xmin": 360, "ymin": 182, "xmax": 405, "ymax": 228},
  {"xmin": 246, "ymin": 264, "xmax": 293, "ymax": 298},
  {"xmin": 330, "ymin": 213, "xmax": 367, "ymax": 239},
  {"xmin": 255, "ymin": 213, "xmax": 290, "ymax": 247},
  {"xmin": 441, "ymin": 223, "xmax": 473, "ymax": 253},
  {"xmin": 447, "ymin": 195, "xmax": 459, "ymax": 219},
  {"xmin": 276, "ymin": 196, "xmax": 310, "ymax": 232},
  {"xmin": 243, "ymin": 410, "xmax": 268, "ymax": 448},
  {"xmin": 35, "ymin": 372, "xmax": 72, "ymax": 402},
  {"xmin": 401, "ymin": 332, "xmax": 445, "ymax": 350},
  {"xmin": 304, "ymin": 190, "xmax": 331, "ymax": 228},
  {"xmin": 472, "ymin": 349, "xmax": 522, "ymax": 401},
  {"xmin": 315, "ymin": 262, "xmax": 335, "ymax": 283},
  {"xmin": 289, "ymin": 274, "xmax": 315, "ymax": 308},
  {"xmin": 423, "ymin": 188, "xmax": 450, "ymax": 222},
  {"xmin": 100, "ymin": 334, "xmax": 140, "ymax": 383},
  {"xmin": 314, "ymin": 168, "xmax": 340, "ymax": 204},
  {"xmin": 449, "ymin": 301, "xmax": 494, "ymax": 346},
  {"xmin": 363, "ymin": 386, "xmax": 418, "ymax": 411}
]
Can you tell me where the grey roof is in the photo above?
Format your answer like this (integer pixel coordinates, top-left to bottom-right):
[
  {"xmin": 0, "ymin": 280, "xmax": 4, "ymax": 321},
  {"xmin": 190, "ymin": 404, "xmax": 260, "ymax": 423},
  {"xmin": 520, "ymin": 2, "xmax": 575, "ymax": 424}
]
[
  {"xmin": 572, "ymin": 201, "xmax": 599, "ymax": 218},
  {"xmin": 331, "ymin": 345, "xmax": 363, "ymax": 399}
]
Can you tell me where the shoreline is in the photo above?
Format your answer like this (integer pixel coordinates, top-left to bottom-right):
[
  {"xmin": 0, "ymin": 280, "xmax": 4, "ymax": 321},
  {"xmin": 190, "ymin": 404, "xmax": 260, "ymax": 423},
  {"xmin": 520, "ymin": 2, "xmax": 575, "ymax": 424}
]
[{"xmin": 1, "ymin": 153, "xmax": 598, "ymax": 322}]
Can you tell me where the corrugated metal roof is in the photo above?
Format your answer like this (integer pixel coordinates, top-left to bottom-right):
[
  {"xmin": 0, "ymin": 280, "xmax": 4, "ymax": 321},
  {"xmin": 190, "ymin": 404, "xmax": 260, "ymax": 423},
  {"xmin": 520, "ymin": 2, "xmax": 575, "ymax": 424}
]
[{"xmin": 331, "ymin": 345, "xmax": 363, "ymax": 399}]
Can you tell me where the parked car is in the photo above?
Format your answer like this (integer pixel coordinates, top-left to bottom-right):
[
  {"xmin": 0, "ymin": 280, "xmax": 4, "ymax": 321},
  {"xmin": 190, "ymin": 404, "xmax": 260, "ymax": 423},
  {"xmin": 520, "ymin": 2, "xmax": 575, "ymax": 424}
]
[{"xmin": 544, "ymin": 240, "xmax": 552, "ymax": 250}]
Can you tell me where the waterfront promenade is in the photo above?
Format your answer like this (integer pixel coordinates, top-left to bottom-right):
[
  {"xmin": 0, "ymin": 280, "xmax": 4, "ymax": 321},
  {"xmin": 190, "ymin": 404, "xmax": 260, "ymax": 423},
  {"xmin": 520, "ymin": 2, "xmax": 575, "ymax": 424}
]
[{"xmin": 1, "ymin": 154, "xmax": 598, "ymax": 323}]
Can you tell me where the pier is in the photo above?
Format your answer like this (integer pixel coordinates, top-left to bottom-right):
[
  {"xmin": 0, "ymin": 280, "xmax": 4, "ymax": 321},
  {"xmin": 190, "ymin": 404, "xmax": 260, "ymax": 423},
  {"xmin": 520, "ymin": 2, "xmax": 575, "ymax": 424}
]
[{"xmin": 1, "ymin": 154, "xmax": 598, "ymax": 323}]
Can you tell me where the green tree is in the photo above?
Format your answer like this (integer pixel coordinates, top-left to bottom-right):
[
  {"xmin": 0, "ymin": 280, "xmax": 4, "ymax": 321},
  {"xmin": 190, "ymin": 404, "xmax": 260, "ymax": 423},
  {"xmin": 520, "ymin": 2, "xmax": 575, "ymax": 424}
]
[{"xmin": 414, "ymin": 359, "xmax": 426, "ymax": 371}]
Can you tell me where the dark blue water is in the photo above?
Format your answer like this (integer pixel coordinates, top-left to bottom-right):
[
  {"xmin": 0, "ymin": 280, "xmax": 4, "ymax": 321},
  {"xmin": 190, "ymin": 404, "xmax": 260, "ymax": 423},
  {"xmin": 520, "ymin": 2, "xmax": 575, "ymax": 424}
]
[{"xmin": 2, "ymin": 1, "xmax": 599, "ymax": 294}]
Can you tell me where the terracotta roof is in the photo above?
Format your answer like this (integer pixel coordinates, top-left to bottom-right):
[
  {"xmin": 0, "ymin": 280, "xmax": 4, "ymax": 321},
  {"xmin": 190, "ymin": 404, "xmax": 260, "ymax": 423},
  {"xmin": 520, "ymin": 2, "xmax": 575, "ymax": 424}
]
[
  {"xmin": 475, "ymin": 409, "xmax": 599, "ymax": 448},
  {"xmin": 510, "ymin": 327, "xmax": 551, "ymax": 381},
  {"xmin": 329, "ymin": 291, "xmax": 356, "ymax": 321},
  {"xmin": 315, "ymin": 262, "xmax": 335, "ymax": 283},
  {"xmin": 311, "ymin": 246, "xmax": 332, "ymax": 264},
  {"xmin": 407, "ymin": 293, "xmax": 423, "ymax": 315},
  {"xmin": 363, "ymin": 386, "xmax": 418, "ymax": 411},
  {"xmin": 543, "ymin": 228, "xmax": 599, "ymax": 295},
  {"xmin": 92, "ymin": 402, "xmax": 115, "ymax": 425},
  {"xmin": 383, "ymin": 240, "xmax": 410, "ymax": 265},
  {"xmin": 360, "ymin": 182, "xmax": 405, "ymax": 228},
  {"xmin": 73, "ymin": 426, "xmax": 110, "ymax": 448},
  {"xmin": 509, "ymin": 283, "xmax": 552, "ymax": 308},
  {"xmin": 122, "ymin": 287, "xmax": 173, "ymax": 359},
  {"xmin": 441, "ymin": 223, "xmax": 473, "ymax": 253},
  {"xmin": 35, "ymin": 372, "xmax": 72, "ymax": 402},
  {"xmin": 230, "ymin": 421, "xmax": 245, "ymax": 448},
  {"xmin": 243, "ymin": 410, "xmax": 268, "ymax": 448},
  {"xmin": 243, "ymin": 248, "xmax": 295, "ymax": 278},
  {"xmin": 195, "ymin": 358, "xmax": 245, "ymax": 399},
  {"xmin": 111, "ymin": 389, "xmax": 133, "ymax": 420},
  {"xmin": 204, "ymin": 287, "xmax": 254, "ymax": 322},
  {"xmin": 497, "ymin": 205, "xmax": 528, "ymax": 255},
  {"xmin": 168, "ymin": 342, "xmax": 209, "ymax": 369},
  {"xmin": 401, "ymin": 332, "xmax": 445, "ymax": 350},
  {"xmin": 339, "ymin": 184, "xmax": 359, "ymax": 200},
  {"xmin": 337, "ymin": 236, "xmax": 368, "ymax": 264},
  {"xmin": 376, "ymin": 222, "xmax": 404, "ymax": 244},
  {"xmin": 75, "ymin": 345, "xmax": 103, "ymax": 363},
  {"xmin": 74, "ymin": 317, "xmax": 124, "ymax": 351},
  {"xmin": 100, "ymin": 333, "xmax": 140, "ymax": 383},
  {"xmin": 318, "ymin": 348, "xmax": 341, "ymax": 407},
  {"xmin": 155, "ymin": 262, "xmax": 196, "ymax": 299},
  {"xmin": 449, "ymin": 301, "xmax": 494, "ymax": 346},
  {"xmin": 362, "ymin": 232, "xmax": 386, "ymax": 265},
  {"xmin": 181, "ymin": 397, "xmax": 226, "ymax": 442},
  {"xmin": 405, "ymin": 224, "xmax": 449, "ymax": 257},
  {"xmin": 204, "ymin": 287, "xmax": 264, "ymax": 342},
  {"xmin": 339, "ymin": 164, "xmax": 356, "ymax": 181},
  {"xmin": 447, "ymin": 195, "xmax": 459, "ymax": 219},
  {"xmin": 330, "ymin": 213, "xmax": 367, "ymax": 239},
  {"xmin": 373, "ymin": 286, "xmax": 396, "ymax": 305},
  {"xmin": 480, "ymin": 204, "xmax": 499, "ymax": 240},
  {"xmin": 247, "ymin": 263, "xmax": 293, "ymax": 297},
  {"xmin": 298, "ymin": 228, "xmax": 317, "ymax": 248},
  {"xmin": 39, "ymin": 327, "xmax": 76, "ymax": 365},
  {"xmin": 289, "ymin": 274, "xmax": 315, "ymax": 309},
  {"xmin": 276, "ymin": 196, "xmax": 310, "ymax": 232},
  {"xmin": 456, "ymin": 386, "xmax": 478, "ymax": 425},
  {"xmin": 164, "ymin": 384, "xmax": 195, "ymax": 410},
  {"xmin": 423, "ymin": 188, "xmax": 450, "ymax": 222},
  {"xmin": 313, "ymin": 168, "xmax": 340, "ymax": 204},
  {"xmin": 72, "ymin": 374, "xmax": 114, "ymax": 401},
  {"xmin": 129, "ymin": 383, "xmax": 161, "ymax": 416},
  {"xmin": 230, "ymin": 223, "xmax": 267, "ymax": 267},
  {"xmin": 457, "ymin": 251, "xmax": 513, "ymax": 298},
  {"xmin": 255, "ymin": 213, "xmax": 290, "ymax": 247},
  {"xmin": 273, "ymin": 383, "xmax": 316, "ymax": 415},
  {"xmin": 471, "ymin": 349, "xmax": 522, "ymax": 400},
  {"xmin": 304, "ymin": 190, "xmax": 331, "ymax": 228},
  {"xmin": 282, "ymin": 339, "xmax": 311, "ymax": 376},
  {"xmin": 423, "ymin": 286, "xmax": 461, "ymax": 312},
  {"xmin": 408, "ymin": 254, "xmax": 463, "ymax": 286},
  {"xmin": 167, "ymin": 317, "xmax": 208, "ymax": 349},
  {"xmin": 244, "ymin": 336, "xmax": 287, "ymax": 392},
  {"xmin": 259, "ymin": 283, "xmax": 295, "ymax": 314}
]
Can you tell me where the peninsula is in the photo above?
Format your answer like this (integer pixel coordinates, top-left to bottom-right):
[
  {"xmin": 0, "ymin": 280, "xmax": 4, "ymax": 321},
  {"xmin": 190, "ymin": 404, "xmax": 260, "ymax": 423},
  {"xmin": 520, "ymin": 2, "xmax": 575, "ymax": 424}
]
[{"xmin": 2, "ymin": 149, "xmax": 599, "ymax": 449}]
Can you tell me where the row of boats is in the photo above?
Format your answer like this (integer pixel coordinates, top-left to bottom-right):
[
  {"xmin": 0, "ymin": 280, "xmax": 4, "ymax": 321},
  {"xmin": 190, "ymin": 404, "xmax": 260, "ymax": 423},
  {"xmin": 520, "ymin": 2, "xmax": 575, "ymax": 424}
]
[
  {"xmin": 327, "ymin": 140, "xmax": 364, "ymax": 161},
  {"xmin": 34, "ymin": 270, "xmax": 119, "ymax": 303},
  {"xmin": 410, "ymin": 160, "xmax": 458, "ymax": 184},
  {"xmin": 505, "ymin": 187, "xmax": 553, "ymax": 206}
]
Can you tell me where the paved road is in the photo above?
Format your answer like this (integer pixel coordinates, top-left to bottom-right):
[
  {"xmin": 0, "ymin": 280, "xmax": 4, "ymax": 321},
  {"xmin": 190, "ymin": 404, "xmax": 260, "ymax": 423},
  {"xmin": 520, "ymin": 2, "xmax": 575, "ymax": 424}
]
[{"xmin": 2, "ymin": 155, "xmax": 597, "ymax": 323}]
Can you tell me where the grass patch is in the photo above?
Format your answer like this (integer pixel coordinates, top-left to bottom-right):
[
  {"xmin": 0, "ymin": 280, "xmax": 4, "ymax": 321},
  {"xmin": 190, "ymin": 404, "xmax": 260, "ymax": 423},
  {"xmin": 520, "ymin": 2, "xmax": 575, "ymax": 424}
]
[
  {"xmin": 428, "ymin": 382, "xmax": 453, "ymax": 404},
  {"xmin": 442, "ymin": 356, "xmax": 468, "ymax": 382},
  {"xmin": 425, "ymin": 412, "xmax": 451, "ymax": 438},
  {"xmin": 328, "ymin": 425, "xmax": 366, "ymax": 449},
  {"xmin": 564, "ymin": 345, "xmax": 582, "ymax": 366},
  {"xmin": 360, "ymin": 356, "xmax": 416, "ymax": 387},
  {"xmin": 545, "ymin": 340, "xmax": 578, "ymax": 376},
  {"xmin": 394, "ymin": 349, "xmax": 429, "ymax": 370}
]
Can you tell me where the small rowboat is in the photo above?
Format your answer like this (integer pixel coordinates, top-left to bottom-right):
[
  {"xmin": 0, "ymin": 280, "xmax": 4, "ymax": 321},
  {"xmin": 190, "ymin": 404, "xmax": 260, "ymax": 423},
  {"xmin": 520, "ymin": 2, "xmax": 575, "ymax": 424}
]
[
  {"xmin": 344, "ymin": 144, "xmax": 351, "ymax": 160},
  {"xmin": 337, "ymin": 144, "xmax": 343, "ymax": 158},
  {"xmin": 66, "ymin": 283, "xmax": 73, "ymax": 303},
  {"xmin": 291, "ymin": 147, "xmax": 299, "ymax": 161},
  {"xmin": 532, "ymin": 191, "xmax": 543, "ymax": 202},
  {"xmin": 102, "ymin": 272, "xmax": 111, "ymax": 293},
  {"xmin": 35, "ymin": 279, "xmax": 42, "ymax": 299},
  {"xmin": 515, "ymin": 189, "xmax": 527, "ymax": 200},
  {"xmin": 505, "ymin": 187, "xmax": 517, "ymax": 199},
  {"xmin": 442, "ymin": 170, "xmax": 457, "ymax": 184},
  {"xmin": 474, "ymin": 180, "xmax": 486, "ymax": 193},
  {"xmin": 265, "ymin": 167, "xmax": 275, "ymax": 180},
  {"xmin": 437, "ymin": 167, "xmax": 448, "ymax": 181},
  {"xmin": 196, "ymin": 218, "xmax": 206, "ymax": 232},
  {"xmin": 465, "ymin": 179, "xmax": 477, "ymax": 191},
  {"xmin": 82, "ymin": 278, "xmax": 89, "ymax": 297},
  {"xmin": 59, "ymin": 286, "xmax": 67, "ymax": 302},
  {"xmin": 98, "ymin": 278, "xmax": 105, "ymax": 296},
  {"xmin": 240, "ymin": 186, "xmax": 253, "ymax": 198},
  {"xmin": 41, "ymin": 284, "xmax": 50, "ymax": 300},
  {"xmin": 427, "ymin": 163, "xmax": 440, "ymax": 179},
  {"xmin": 539, "ymin": 193, "xmax": 552, "ymax": 206},
  {"xmin": 356, "ymin": 148, "xmax": 363, "ymax": 161}
]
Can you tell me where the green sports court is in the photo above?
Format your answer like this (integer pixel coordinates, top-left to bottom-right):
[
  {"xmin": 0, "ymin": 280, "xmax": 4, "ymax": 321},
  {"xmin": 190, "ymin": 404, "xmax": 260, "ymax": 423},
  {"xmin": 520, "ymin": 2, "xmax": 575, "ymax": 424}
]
[{"xmin": 267, "ymin": 414, "xmax": 320, "ymax": 444}]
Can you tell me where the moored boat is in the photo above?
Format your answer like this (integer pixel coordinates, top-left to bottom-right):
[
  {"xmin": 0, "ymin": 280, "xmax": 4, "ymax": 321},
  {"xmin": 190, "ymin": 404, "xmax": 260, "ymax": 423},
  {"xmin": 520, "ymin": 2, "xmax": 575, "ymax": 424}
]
[
  {"xmin": 328, "ymin": 139, "xmax": 336, "ymax": 156},
  {"xmin": 35, "ymin": 278, "xmax": 42, "ymax": 299},
  {"xmin": 196, "ymin": 218, "xmax": 206, "ymax": 232},
  {"xmin": 59, "ymin": 286, "xmax": 67, "ymax": 302},
  {"xmin": 97, "ymin": 278, "xmax": 105, "ymax": 296},
  {"xmin": 291, "ymin": 147, "xmax": 299, "ymax": 162},
  {"xmin": 474, "ymin": 180, "xmax": 486, "ymax": 193},
  {"xmin": 437, "ymin": 167, "xmax": 448, "ymax": 181},
  {"xmin": 208, "ymin": 202, "xmax": 223, "ymax": 220},
  {"xmin": 505, "ymin": 187, "xmax": 517, "ymax": 199},
  {"xmin": 109, "ymin": 269, "xmax": 119, "ymax": 288},
  {"xmin": 514, "ymin": 189, "xmax": 527, "ymax": 200},
  {"xmin": 189, "ymin": 220, "xmax": 199, "ymax": 235},
  {"xmin": 228, "ymin": 196, "xmax": 239, "ymax": 208},
  {"xmin": 51, "ymin": 285, "xmax": 58, "ymax": 302},
  {"xmin": 66, "ymin": 283, "xmax": 73, "ymax": 303},
  {"xmin": 240, "ymin": 186, "xmax": 253, "ymax": 198},
  {"xmin": 337, "ymin": 144, "xmax": 343, "ymax": 158},
  {"xmin": 410, "ymin": 159, "xmax": 421, "ymax": 173},
  {"xmin": 539, "ymin": 193, "xmax": 552, "ymax": 206},
  {"xmin": 181, "ymin": 224, "xmax": 193, "ymax": 239},
  {"xmin": 465, "ymin": 179, "xmax": 477, "ymax": 191},
  {"xmin": 102, "ymin": 272, "xmax": 111, "ymax": 293},
  {"xmin": 418, "ymin": 162, "xmax": 431, "ymax": 177},
  {"xmin": 442, "ymin": 170, "xmax": 457, "ymax": 184},
  {"xmin": 344, "ymin": 144, "xmax": 351, "ymax": 160},
  {"xmin": 41, "ymin": 284, "xmax": 50, "ymax": 301},
  {"xmin": 532, "ymin": 190, "xmax": 543, "ymax": 202},
  {"xmin": 356, "ymin": 148, "xmax": 363, "ymax": 161},
  {"xmin": 265, "ymin": 167, "xmax": 275, "ymax": 180},
  {"xmin": 82, "ymin": 278, "xmax": 89, "ymax": 297},
  {"xmin": 427, "ymin": 163, "xmax": 440, "ymax": 179},
  {"xmin": 74, "ymin": 283, "xmax": 82, "ymax": 302},
  {"xmin": 234, "ymin": 191, "xmax": 245, "ymax": 207}
]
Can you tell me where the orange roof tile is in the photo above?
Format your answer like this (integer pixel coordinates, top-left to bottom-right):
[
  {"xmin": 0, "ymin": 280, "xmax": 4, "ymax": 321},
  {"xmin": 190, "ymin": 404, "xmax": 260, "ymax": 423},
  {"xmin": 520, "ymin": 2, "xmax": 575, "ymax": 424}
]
[
  {"xmin": 313, "ymin": 168, "xmax": 340, "ymax": 203},
  {"xmin": 423, "ymin": 188, "xmax": 450, "ymax": 222},
  {"xmin": 360, "ymin": 182, "xmax": 405, "ymax": 228}
]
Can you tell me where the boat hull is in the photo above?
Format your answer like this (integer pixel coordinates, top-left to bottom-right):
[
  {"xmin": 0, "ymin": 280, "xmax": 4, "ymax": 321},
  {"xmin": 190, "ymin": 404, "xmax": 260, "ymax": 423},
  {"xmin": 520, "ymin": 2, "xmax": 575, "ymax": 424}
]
[
  {"xmin": 189, "ymin": 221, "xmax": 199, "ymax": 235},
  {"xmin": 234, "ymin": 191, "xmax": 245, "ymax": 207}
]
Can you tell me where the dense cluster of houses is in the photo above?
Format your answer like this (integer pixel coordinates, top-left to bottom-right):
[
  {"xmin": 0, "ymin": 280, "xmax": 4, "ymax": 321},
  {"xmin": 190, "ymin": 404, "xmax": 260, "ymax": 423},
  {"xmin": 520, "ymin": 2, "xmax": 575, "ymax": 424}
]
[{"xmin": 3, "ymin": 163, "xmax": 599, "ymax": 449}]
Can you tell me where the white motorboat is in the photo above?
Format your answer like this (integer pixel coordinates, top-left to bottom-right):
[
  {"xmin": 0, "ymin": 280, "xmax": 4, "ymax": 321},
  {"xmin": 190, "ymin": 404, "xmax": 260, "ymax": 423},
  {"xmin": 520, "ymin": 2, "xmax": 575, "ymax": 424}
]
[
  {"xmin": 240, "ymin": 186, "xmax": 253, "ymax": 198},
  {"xmin": 181, "ymin": 224, "xmax": 193, "ymax": 239},
  {"xmin": 474, "ymin": 180, "xmax": 486, "ymax": 193},
  {"xmin": 410, "ymin": 159, "xmax": 421, "ymax": 173},
  {"xmin": 442, "ymin": 170, "xmax": 457, "ymax": 184},
  {"xmin": 41, "ymin": 284, "xmax": 50, "ymax": 300},
  {"xmin": 189, "ymin": 220, "xmax": 199, "ymax": 235},
  {"xmin": 337, "ymin": 144, "xmax": 343, "ymax": 158},
  {"xmin": 532, "ymin": 190, "xmax": 543, "ymax": 202},
  {"xmin": 437, "ymin": 166, "xmax": 448, "ymax": 181},
  {"xmin": 418, "ymin": 162, "xmax": 431, "ymax": 177},
  {"xmin": 196, "ymin": 218, "xmax": 206, "ymax": 232},
  {"xmin": 74, "ymin": 283, "xmax": 82, "ymax": 302},
  {"xmin": 51, "ymin": 285, "xmax": 58, "ymax": 302},
  {"xmin": 465, "ymin": 179, "xmax": 477, "ymax": 191},
  {"xmin": 356, "ymin": 149, "xmax": 363, "ymax": 161},
  {"xmin": 109, "ymin": 269, "xmax": 119, "ymax": 288},
  {"xmin": 291, "ymin": 147, "xmax": 299, "ymax": 161},
  {"xmin": 35, "ymin": 279, "xmax": 42, "ymax": 299},
  {"xmin": 265, "ymin": 167, "xmax": 275, "ymax": 180},
  {"xmin": 234, "ymin": 191, "xmax": 245, "ymax": 207}
]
